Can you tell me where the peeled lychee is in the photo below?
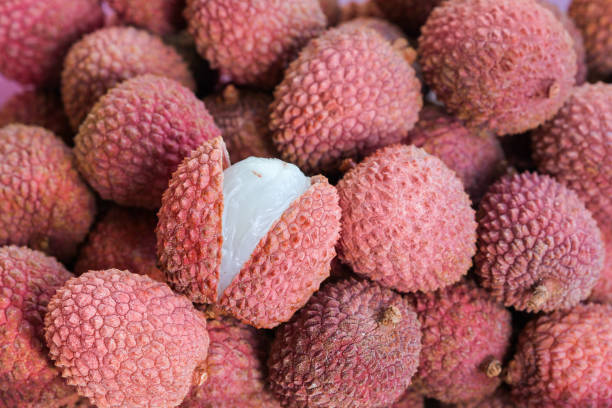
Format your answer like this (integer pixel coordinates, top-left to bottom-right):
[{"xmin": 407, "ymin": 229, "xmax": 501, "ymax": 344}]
[
  {"xmin": 337, "ymin": 144, "xmax": 476, "ymax": 293},
  {"xmin": 419, "ymin": 0, "xmax": 577, "ymax": 135},
  {"xmin": 268, "ymin": 278, "xmax": 422, "ymax": 408},
  {"xmin": 74, "ymin": 74, "xmax": 220, "ymax": 209},
  {"xmin": 44, "ymin": 269, "xmax": 210, "ymax": 408},
  {"xmin": 156, "ymin": 137, "xmax": 341, "ymax": 328},
  {"xmin": 107, "ymin": 0, "xmax": 185, "ymax": 35},
  {"xmin": 0, "ymin": 125, "xmax": 96, "ymax": 261},
  {"xmin": 569, "ymin": 0, "xmax": 612, "ymax": 79},
  {"xmin": 476, "ymin": 172, "xmax": 604, "ymax": 312}
]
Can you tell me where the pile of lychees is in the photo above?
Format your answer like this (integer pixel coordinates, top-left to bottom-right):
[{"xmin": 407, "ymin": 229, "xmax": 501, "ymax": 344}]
[{"xmin": 0, "ymin": 0, "xmax": 610, "ymax": 407}]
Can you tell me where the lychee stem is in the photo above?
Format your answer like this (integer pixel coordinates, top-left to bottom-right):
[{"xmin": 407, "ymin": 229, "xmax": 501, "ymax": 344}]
[
  {"xmin": 527, "ymin": 285, "xmax": 550, "ymax": 311},
  {"xmin": 485, "ymin": 359, "xmax": 502, "ymax": 378},
  {"xmin": 380, "ymin": 306, "xmax": 402, "ymax": 325},
  {"xmin": 192, "ymin": 361, "xmax": 208, "ymax": 386},
  {"xmin": 222, "ymin": 85, "xmax": 240, "ymax": 105}
]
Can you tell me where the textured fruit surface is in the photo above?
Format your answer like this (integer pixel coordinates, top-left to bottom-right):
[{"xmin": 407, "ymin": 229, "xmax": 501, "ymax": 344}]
[
  {"xmin": 337, "ymin": 17, "xmax": 406, "ymax": 44},
  {"xmin": 337, "ymin": 144, "xmax": 476, "ymax": 293},
  {"xmin": 506, "ymin": 303, "xmax": 612, "ymax": 406},
  {"xmin": 74, "ymin": 206, "xmax": 163, "ymax": 281},
  {"xmin": 75, "ymin": 75, "xmax": 220, "ymax": 209},
  {"xmin": 0, "ymin": 0, "xmax": 103, "ymax": 86},
  {"xmin": 569, "ymin": 0, "xmax": 612, "ymax": 78},
  {"xmin": 0, "ymin": 246, "xmax": 77, "ymax": 408},
  {"xmin": 476, "ymin": 172, "xmax": 604, "ymax": 312},
  {"xmin": 405, "ymin": 106, "xmax": 505, "ymax": 202},
  {"xmin": 203, "ymin": 86, "xmax": 276, "ymax": 163},
  {"xmin": 390, "ymin": 388, "xmax": 424, "ymax": 408},
  {"xmin": 373, "ymin": 0, "xmax": 441, "ymax": 34},
  {"xmin": 411, "ymin": 280, "xmax": 512, "ymax": 403},
  {"xmin": 446, "ymin": 387, "xmax": 514, "ymax": 408},
  {"xmin": 107, "ymin": 0, "xmax": 185, "ymax": 35},
  {"xmin": 590, "ymin": 237, "xmax": 612, "ymax": 304},
  {"xmin": 45, "ymin": 269, "xmax": 210, "ymax": 408},
  {"xmin": 268, "ymin": 278, "xmax": 422, "ymax": 408},
  {"xmin": 62, "ymin": 26, "xmax": 195, "ymax": 130},
  {"xmin": 185, "ymin": 0, "xmax": 326, "ymax": 88},
  {"xmin": 271, "ymin": 26, "xmax": 422, "ymax": 174},
  {"xmin": 419, "ymin": 0, "xmax": 576, "ymax": 135},
  {"xmin": 0, "ymin": 125, "xmax": 96, "ymax": 261}
]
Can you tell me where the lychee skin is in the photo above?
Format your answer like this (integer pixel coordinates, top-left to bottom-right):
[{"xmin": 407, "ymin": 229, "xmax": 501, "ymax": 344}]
[
  {"xmin": 411, "ymin": 281, "xmax": 512, "ymax": 404},
  {"xmin": 185, "ymin": 0, "xmax": 326, "ymax": 89},
  {"xmin": 590, "ymin": 238, "xmax": 612, "ymax": 304},
  {"xmin": 446, "ymin": 387, "xmax": 514, "ymax": 408},
  {"xmin": 44, "ymin": 269, "xmax": 210, "ymax": 408},
  {"xmin": 506, "ymin": 303, "xmax": 612, "ymax": 406},
  {"xmin": 75, "ymin": 74, "xmax": 220, "ymax": 209},
  {"xmin": 476, "ymin": 172, "xmax": 604, "ymax": 312},
  {"xmin": 268, "ymin": 278, "xmax": 422, "ymax": 408},
  {"xmin": 62, "ymin": 26, "xmax": 195, "ymax": 130},
  {"xmin": 0, "ymin": 0, "xmax": 103, "ymax": 86},
  {"xmin": 569, "ymin": 0, "xmax": 612, "ymax": 79},
  {"xmin": 419, "ymin": 0, "xmax": 576, "ymax": 136},
  {"xmin": 0, "ymin": 246, "xmax": 78, "ymax": 408},
  {"xmin": 337, "ymin": 144, "xmax": 476, "ymax": 293},
  {"xmin": 0, "ymin": 125, "xmax": 96, "ymax": 262},
  {"xmin": 107, "ymin": 0, "xmax": 185, "ymax": 35},
  {"xmin": 337, "ymin": 17, "xmax": 406, "ymax": 44},
  {"xmin": 390, "ymin": 388, "xmax": 424, "ymax": 408},
  {"xmin": 271, "ymin": 26, "xmax": 422, "ymax": 174}
]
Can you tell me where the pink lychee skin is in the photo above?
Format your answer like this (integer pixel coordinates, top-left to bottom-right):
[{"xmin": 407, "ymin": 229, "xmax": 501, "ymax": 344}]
[
  {"xmin": 106, "ymin": 0, "xmax": 185, "ymax": 35},
  {"xmin": 390, "ymin": 388, "xmax": 424, "ymax": 408}
]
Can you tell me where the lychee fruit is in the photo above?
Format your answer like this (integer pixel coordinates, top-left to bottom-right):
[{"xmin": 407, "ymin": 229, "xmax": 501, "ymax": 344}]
[
  {"xmin": 203, "ymin": 85, "xmax": 277, "ymax": 163},
  {"xmin": 373, "ymin": 0, "xmax": 442, "ymax": 35},
  {"xmin": 505, "ymin": 303, "xmax": 612, "ymax": 406},
  {"xmin": 0, "ymin": 0, "xmax": 103, "ymax": 86},
  {"xmin": 444, "ymin": 387, "xmax": 514, "ymax": 408},
  {"xmin": 419, "ymin": 0, "xmax": 577, "ymax": 135},
  {"xmin": 0, "ymin": 125, "xmax": 96, "ymax": 261},
  {"xmin": 185, "ymin": 0, "xmax": 326, "ymax": 88},
  {"xmin": 156, "ymin": 137, "xmax": 341, "ymax": 328},
  {"xmin": 0, "ymin": 246, "xmax": 80, "ymax": 407},
  {"xmin": 268, "ymin": 278, "xmax": 422, "ymax": 408},
  {"xmin": 337, "ymin": 144, "xmax": 476, "ymax": 293},
  {"xmin": 319, "ymin": 0, "xmax": 340, "ymax": 25},
  {"xmin": 62, "ymin": 26, "xmax": 195, "ymax": 130},
  {"xmin": 411, "ymin": 280, "xmax": 512, "ymax": 404},
  {"xmin": 569, "ymin": 0, "xmax": 612, "ymax": 79},
  {"xmin": 590, "ymin": 237, "xmax": 612, "ymax": 304},
  {"xmin": 476, "ymin": 172, "xmax": 604, "ymax": 312},
  {"xmin": 405, "ymin": 105, "xmax": 505, "ymax": 202},
  {"xmin": 74, "ymin": 206, "xmax": 163, "ymax": 282},
  {"xmin": 337, "ymin": 17, "xmax": 407, "ymax": 44},
  {"xmin": 391, "ymin": 388, "xmax": 424, "ymax": 408},
  {"xmin": 44, "ymin": 269, "xmax": 210, "ymax": 408},
  {"xmin": 106, "ymin": 0, "xmax": 185, "ymax": 35}
]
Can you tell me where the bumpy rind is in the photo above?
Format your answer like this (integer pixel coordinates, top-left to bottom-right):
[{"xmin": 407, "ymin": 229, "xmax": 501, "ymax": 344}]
[
  {"xmin": 107, "ymin": 0, "xmax": 185, "ymax": 35},
  {"xmin": 337, "ymin": 144, "xmax": 476, "ymax": 293},
  {"xmin": 44, "ymin": 269, "xmax": 210, "ymax": 408},
  {"xmin": 268, "ymin": 278, "xmax": 422, "ymax": 408},
  {"xmin": 590, "ymin": 237, "xmax": 612, "ymax": 304},
  {"xmin": 569, "ymin": 0, "xmax": 612, "ymax": 79}
]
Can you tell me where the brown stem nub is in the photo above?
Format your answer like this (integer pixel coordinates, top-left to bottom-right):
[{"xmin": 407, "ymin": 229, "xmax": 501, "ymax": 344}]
[
  {"xmin": 192, "ymin": 361, "xmax": 208, "ymax": 387},
  {"xmin": 527, "ymin": 285, "xmax": 549, "ymax": 311},
  {"xmin": 222, "ymin": 84, "xmax": 240, "ymax": 105},
  {"xmin": 485, "ymin": 359, "xmax": 502, "ymax": 378},
  {"xmin": 380, "ymin": 306, "xmax": 402, "ymax": 326},
  {"xmin": 338, "ymin": 157, "xmax": 357, "ymax": 173}
]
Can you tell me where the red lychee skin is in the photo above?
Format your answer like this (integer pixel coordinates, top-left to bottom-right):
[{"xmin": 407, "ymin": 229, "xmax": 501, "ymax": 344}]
[
  {"xmin": 506, "ymin": 303, "xmax": 612, "ymax": 407},
  {"xmin": 405, "ymin": 106, "xmax": 505, "ymax": 202},
  {"xmin": 268, "ymin": 278, "xmax": 422, "ymax": 408},
  {"xmin": 107, "ymin": 0, "xmax": 185, "ymax": 35},
  {"xmin": 0, "ymin": 125, "xmax": 96, "ymax": 262},
  {"xmin": 337, "ymin": 144, "xmax": 476, "ymax": 293},
  {"xmin": 74, "ymin": 74, "xmax": 220, "ymax": 209},
  {"xmin": 74, "ymin": 206, "xmax": 163, "ymax": 282},
  {"xmin": 373, "ymin": 0, "xmax": 442, "ymax": 35},
  {"xmin": 337, "ymin": 17, "xmax": 406, "ymax": 44},
  {"xmin": 476, "ymin": 172, "xmax": 604, "ymax": 312},
  {"xmin": 0, "ymin": 246, "xmax": 79, "ymax": 408},
  {"xmin": 185, "ymin": 0, "xmax": 326, "ymax": 89},
  {"xmin": 0, "ymin": 0, "xmax": 103, "ymax": 86},
  {"xmin": 270, "ymin": 26, "xmax": 422, "ymax": 174},
  {"xmin": 390, "ymin": 388, "xmax": 424, "ymax": 408},
  {"xmin": 419, "ymin": 0, "xmax": 577, "ymax": 136},
  {"xmin": 156, "ymin": 137, "xmax": 341, "ymax": 328},
  {"xmin": 590, "ymin": 236, "xmax": 612, "ymax": 304},
  {"xmin": 569, "ymin": 0, "xmax": 612, "ymax": 79},
  {"xmin": 443, "ymin": 387, "xmax": 514, "ymax": 408},
  {"xmin": 62, "ymin": 26, "xmax": 195, "ymax": 130},
  {"xmin": 44, "ymin": 269, "xmax": 210, "ymax": 408},
  {"xmin": 203, "ymin": 86, "xmax": 277, "ymax": 163},
  {"xmin": 411, "ymin": 281, "xmax": 512, "ymax": 404}
]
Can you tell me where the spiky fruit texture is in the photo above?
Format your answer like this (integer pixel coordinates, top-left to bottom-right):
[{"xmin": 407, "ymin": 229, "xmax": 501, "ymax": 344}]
[
  {"xmin": 268, "ymin": 278, "xmax": 422, "ymax": 408},
  {"xmin": 337, "ymin": 17, "xmax": 406, "ymax": 44},
  {"xmin": 0, "ymin": 246, "xmax": 78, "ymax": 408},
  {"xmin": 506, "ymin": 303, "xmax": 612, "ymax": 406},
  {"xmin": 44, "ymin": 269, "xmax": 210, "ymax": 408},
  {"xmin": 180, "ymin": 316, "xmax": 279, "ymax": 408},
  {"xmin": 156, "ymin": 137, "xmax": 341, "ymax": 328},
  {"xmin": 270, "ymin": 26, "xmax": 422, "ymax": 174},
  {"xmin": 419, "ymin": 0, "xmax": 576, "ymax": 136},
  {"xmin": 373, "ymin": 0, "xmax": 441, "ymax": 34},
  {"xmin": 107, "ymin": 0, "xmax": 185, "ymax": 35},
  {"xmin": 74, "ymin": 206, "xmax": 163, "ymax": 282},
  {"xmin": 203, "ymin": 86, "xmax": 276, "ymax": 163},
  {"xmin": 75, "ymin": 75, "xmax": 219, "ymax": 209},
  {"xmin": 476, "ymin": 172, "xmax": 604, "ymax": 312},
  {"xmin": 590, "ymin": 238, "xmax": 612, "ymax": 304},
  {"xmin": 185, "ymin": 0, "xmax": 326, "ymax": 88},
  {"xmin": 569, "ymin": 0, "xmax": 612, "ymax": 79},
  {"xmin": 337, "ymin": 144, "xmax": 476, "ymax": 293},
  {"xmin": 62, "ymin": 26, "xmax": 195, "ymax": 130},
  {"xmin": 405, "ymin": 106, "xmax": 505, "ymax": 202},
  {"xmin": 390, "ymin": 388, "xmax": 424, "ymax": 408},
  {"xmin": 411, "ymin": 281, "xmax": 512, "ymax": 403},
  {"xmin": 0, "ymin": 0, "xmax": 103, "ymax": 86},
  {"xmin": 0, "ymin": 125, "xmax": 96, "ymax": 261}
]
